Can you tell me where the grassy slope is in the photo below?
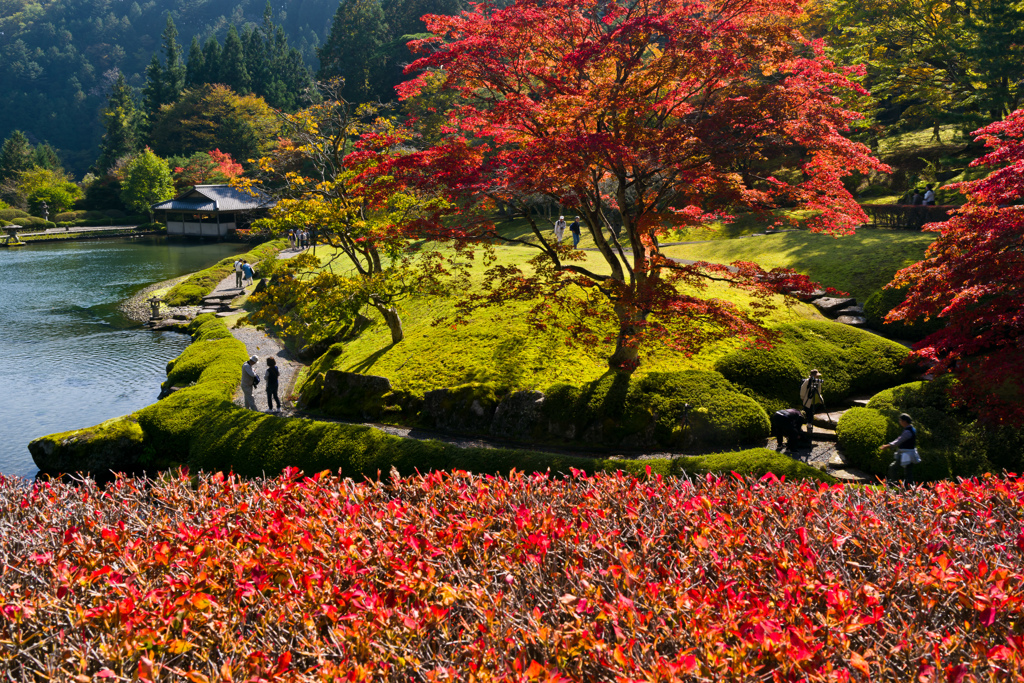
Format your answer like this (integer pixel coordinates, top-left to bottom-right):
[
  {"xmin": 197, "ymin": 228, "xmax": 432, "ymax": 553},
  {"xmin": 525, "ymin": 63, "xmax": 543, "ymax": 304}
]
[
  {"xmin": 661, "ymin": 229, "xmax": 935, "ymax": 301},
  {"xmin": 305, "ymin": 244, "xmax": 823, "ymax": 397},
  {"xmin": 496, "ymin": 209, "xmax": 814, "ymax": 245}
]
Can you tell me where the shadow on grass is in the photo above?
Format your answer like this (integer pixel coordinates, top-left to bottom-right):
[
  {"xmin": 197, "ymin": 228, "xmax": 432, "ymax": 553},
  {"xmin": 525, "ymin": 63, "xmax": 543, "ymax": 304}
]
[{"xmin": 350, "ymin": 344, "xmax": 395, "ymax": 375}]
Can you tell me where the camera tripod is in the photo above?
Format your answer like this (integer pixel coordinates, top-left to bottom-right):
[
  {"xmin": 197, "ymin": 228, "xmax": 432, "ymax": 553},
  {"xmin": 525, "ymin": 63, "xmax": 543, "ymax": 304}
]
[{"xmin": 804, "ymin": 378, "xmax": 834, "ymax": 437}]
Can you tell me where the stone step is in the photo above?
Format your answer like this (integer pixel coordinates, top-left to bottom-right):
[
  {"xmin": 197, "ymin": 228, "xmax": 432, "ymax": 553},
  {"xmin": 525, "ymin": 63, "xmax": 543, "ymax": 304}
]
[
  {"xmin": 812, "ymin": 411, "xmax": 844, "ymax": 428},
  {"xmin": 197, "ymin": 308, "xmax": 219, "ymax": 315},
  {"xmin": 216, "ymin": 311, "xmax": 236, "ymax": 318},
  {"xmin": 836, "ymin": 315, "xmax": 868, "ymax": 326},
  {"xmin": 826, "ymin": 466, "xmax": 874, "ymax": 484},
  {"xmin": 828, "ymin": 451, "xmax": 851, "ymax": 468},
  {"xmin": 807, "ymin": 424, "xmax": 837, "ymax": 442},
  {"xmin": 848, "ymin": 397, "xmax": 871, "ymax": 408}
]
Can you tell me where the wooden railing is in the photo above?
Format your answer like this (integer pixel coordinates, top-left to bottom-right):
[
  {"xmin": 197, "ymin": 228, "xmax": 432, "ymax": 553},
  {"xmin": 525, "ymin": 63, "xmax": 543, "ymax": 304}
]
[{"xmin": 861, "ymin": 204, "xmax": 956, "ymax": 230}]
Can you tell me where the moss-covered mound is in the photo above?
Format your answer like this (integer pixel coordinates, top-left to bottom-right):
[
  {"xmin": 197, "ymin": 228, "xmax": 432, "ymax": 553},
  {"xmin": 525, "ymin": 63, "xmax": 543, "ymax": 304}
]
[
  {"xmin": 543, "ymin": 370, "xmax": 769, "ymax": 450},
  {"xmin": 835, "ymin": 379, "xmax": 1024, "ymax": 480},
  {"xmin": 163, "ymin": 240, "xmax": 284, "ymax": 306},
  {"xmin": 29, "ymin": 415, "xmax": 146, "ymax": 474},
  {"xmin": 714, "ymin": 320, "xmax": 914, "ymax": 413}
]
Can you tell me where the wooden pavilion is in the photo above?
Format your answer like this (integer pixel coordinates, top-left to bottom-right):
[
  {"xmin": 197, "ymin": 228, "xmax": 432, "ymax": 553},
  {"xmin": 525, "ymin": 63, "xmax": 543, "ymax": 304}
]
[{"xmin": 151, "ymin": 185, "xmax": 276, "ymax": 238}]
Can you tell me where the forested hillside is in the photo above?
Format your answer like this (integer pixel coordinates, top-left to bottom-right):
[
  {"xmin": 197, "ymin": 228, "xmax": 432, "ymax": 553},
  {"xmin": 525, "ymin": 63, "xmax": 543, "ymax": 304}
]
[{"xmin": 0, "ymin": 0, "xmax": 338, "ymax": 173}]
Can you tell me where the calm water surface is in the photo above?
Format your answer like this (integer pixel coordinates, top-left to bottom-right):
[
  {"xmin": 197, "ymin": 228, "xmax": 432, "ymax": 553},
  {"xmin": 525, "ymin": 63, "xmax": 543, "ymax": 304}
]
[{"xmin": 0, "ymin": 237, "xmax": 245, "ymax": 478}]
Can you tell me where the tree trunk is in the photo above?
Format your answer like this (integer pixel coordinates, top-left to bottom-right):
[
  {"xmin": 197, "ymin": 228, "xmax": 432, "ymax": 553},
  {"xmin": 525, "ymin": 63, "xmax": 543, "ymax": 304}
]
[
  {"xmin": 608, "ymin": 306, "xmax": 644, "ymax": 373},
  {"xmin": 379, "ymin": 305, "xmax": 404, "ymax": 345}
]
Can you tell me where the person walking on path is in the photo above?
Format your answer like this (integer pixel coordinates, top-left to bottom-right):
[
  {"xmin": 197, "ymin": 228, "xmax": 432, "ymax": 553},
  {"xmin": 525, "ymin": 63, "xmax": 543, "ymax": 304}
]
[
  {"xmin": 569, "ymin": 216, "xmax": 581, "ymax": 248},
  {"xmin": 554, "ymin": 216, "xmax": 566, "ymax": 243},
  {"xmin": 881, "ymin": 413, "xmax": 921, "ymax": 484},
  {"xmin": 241, "ymin": 355, "xmax": 259, "ymax": 410},
  {"xmin": 288, "ymin": 230, "xmax": 296, "ymax": 249},
  {"xmin": 241, "ymin": 260, "xmax": 254, "ymax": 287},
  {"xmin": 264, "ymin": 357, "xmax": 281, "ymax": 412},
  {"xmin": 234, "ymin": 258, "xmax": 244, "ymax": 289}
]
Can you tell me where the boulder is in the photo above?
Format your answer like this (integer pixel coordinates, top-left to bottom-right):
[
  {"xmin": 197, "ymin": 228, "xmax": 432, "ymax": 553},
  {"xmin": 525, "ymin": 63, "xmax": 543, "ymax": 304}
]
[
  {"xmin": 836, "ymin": 315, "xmax": 868, "ymax": 326},
  {"xmin": 795, "ymin": 288, "xmax": 827, "ymax": 302},
  {"xmin": 29, "ymin": 416, "xmax": 145, "ymax": 474},
  {"xmin": 317, "ymin": 370, "xmax": 393, "ymax": 419},
  {"xmin": 490, "ymin": 391, "xmax": 545, "ymax": 440},
  {"xmin": 423, "ymin": 384, "xmax": 499, "ymax": 434},
  {"xmin": 836, "ymin": 305, "xmax": 865, "ymax": 316},
  {"xmin": 813, "ymin": 297, "xmax": 856, "ymax": 315},
  {"xmin": 253, "ymin": 278, "xmax": 268, "ymax": 294}
]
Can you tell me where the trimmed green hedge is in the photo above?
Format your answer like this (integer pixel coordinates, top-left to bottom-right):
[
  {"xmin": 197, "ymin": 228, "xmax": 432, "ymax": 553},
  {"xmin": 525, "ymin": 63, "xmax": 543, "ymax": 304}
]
[
  {"xmin": 715, "ymin": 320, "xmax": 914, "ymax": 413},
  {"xmin": 163, "ymin": 240, "xmax": 285, "ymax": 306},
  {"xmin": 863, "ymin": 287, "xmax": 943, "ymax": 342},
  {"xmin": 835, "ymin": 407, "xmax": 890, "ymax": 473},
  {"xmin": 32, "ymin": 315, "xmax": 831, "ymax": 483},
  {"xmin": 132, "ymin": 318, "xmax": 826, "ymax": 481}
]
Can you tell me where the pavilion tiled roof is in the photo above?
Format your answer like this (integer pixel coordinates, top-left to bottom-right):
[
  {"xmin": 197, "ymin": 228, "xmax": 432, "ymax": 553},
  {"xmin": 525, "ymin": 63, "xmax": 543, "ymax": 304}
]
[{"xmin": 151, "ymin": 185, "xmax": 276, "ymax": 212}]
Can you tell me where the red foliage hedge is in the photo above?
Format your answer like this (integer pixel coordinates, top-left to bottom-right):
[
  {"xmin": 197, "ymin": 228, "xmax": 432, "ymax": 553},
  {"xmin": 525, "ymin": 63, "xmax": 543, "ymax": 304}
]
[{"xmin": 1, "ymin": 469, "xmax": 1023, "ymax": 681}]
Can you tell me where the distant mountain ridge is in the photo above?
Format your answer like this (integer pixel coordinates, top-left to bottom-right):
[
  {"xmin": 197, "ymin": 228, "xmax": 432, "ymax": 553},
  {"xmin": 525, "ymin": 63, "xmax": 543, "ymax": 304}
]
[{"xmin": 0, "ymin": 0, "xmax": 338, "ymax": 173}]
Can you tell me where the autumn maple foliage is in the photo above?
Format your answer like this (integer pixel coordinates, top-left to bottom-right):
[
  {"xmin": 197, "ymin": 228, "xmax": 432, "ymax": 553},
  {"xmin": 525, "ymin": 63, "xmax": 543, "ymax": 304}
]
[
  {"xmin": 888, "ymin": 111, "xmax": 1024, "ymax": 425},
  {"xmin": 2, "ymin": 469, "xmax": 1024, "ymax": 680},
  {"xmin": 393, "ymin": 0, "xmax": 887, "ymax": 370}
]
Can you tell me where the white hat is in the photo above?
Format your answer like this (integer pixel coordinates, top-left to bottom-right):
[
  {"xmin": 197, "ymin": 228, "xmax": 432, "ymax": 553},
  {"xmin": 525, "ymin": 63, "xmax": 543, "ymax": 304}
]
[
  {"xmin": 249, "ymin": 355, "xmax": 258, "ymax": 363},
  {"xmin": 559, "ymin": 215, "xmax": 565, "ymax": 219}
]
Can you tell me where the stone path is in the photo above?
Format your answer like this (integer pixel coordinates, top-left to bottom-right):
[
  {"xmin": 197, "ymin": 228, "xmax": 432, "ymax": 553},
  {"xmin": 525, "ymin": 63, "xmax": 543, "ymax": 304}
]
[{"xmin": 213, "ymin": 248, "xmax": 307, "ymax": 414}]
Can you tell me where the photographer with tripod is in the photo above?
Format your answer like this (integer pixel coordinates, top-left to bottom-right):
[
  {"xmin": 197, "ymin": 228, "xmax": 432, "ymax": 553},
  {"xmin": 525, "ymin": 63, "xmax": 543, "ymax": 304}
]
[{"xmin": 799, "ymin": 369, "xmax": 826, "ymax": 436}]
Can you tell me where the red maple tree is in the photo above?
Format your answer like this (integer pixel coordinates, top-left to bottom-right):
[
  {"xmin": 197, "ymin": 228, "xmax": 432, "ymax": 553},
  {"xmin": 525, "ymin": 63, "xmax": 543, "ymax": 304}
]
[
  {"xmin": 391, "ymin": 0, "xmax": 886, "ymax": 370},
  {"xmin": 888, "ymin": 111, "xmax": 1024, "ymax": 424}
]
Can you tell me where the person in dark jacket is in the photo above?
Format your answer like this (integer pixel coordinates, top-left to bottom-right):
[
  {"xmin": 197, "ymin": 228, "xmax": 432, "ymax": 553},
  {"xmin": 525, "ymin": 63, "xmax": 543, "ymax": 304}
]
[
  {"xmin": 881, "ymin": 413, "xmax": 920, "ymax": 484},
  {"xmin": 770, "ymin": 408, "xmax": 806, "ymax": 452},
  {"xmin": 569, "ymin": 216, "xmax": 582, "ymax": 248},
  {"xmin": 264, "ymin": 357, "xmax": 281, "ymax": 412}
]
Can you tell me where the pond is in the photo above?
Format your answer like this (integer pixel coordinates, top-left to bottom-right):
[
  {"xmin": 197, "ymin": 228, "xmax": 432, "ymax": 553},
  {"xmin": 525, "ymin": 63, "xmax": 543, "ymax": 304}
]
[{"xmin": 0, "ymin": 237, "xmax": 245, "ymax": 478}]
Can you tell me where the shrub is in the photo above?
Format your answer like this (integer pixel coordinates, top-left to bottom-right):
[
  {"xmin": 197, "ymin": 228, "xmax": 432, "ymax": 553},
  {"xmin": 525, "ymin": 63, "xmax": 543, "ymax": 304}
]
[
  {"xmin": 715, "ymin": 320, "xmax": 913, "ymax": 412},
  {"xmin": 863, "ymin": 286, "xmax": 943, "ymax": 341},
  {"xmin": 835, "ymin": 407, "xmax": 890, "ymax": 473},
  {"xmin": 0, "ymin": 208, "xmax": 30, "ymax": 221},
  {"xmin": 2, "ymin": 471, "xmax": 1021, "ymax": 679},
  {"xmin": 543, "ymin": 370, "xmax": 770, "ymax": 449}
]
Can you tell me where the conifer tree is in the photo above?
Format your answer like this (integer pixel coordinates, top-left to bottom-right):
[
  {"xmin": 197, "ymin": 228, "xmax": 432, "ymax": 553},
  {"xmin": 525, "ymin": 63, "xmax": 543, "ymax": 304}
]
[
  {"xmin": 318, "ymin": 0, "xmax": 389, "ymax": 103},
  {"xmin": 97, "ymin": 72, "xmax": 142, "ymax": 175},
  {"xmin": 202, "ymin": 36, "xmax": 223, "ymax": 84},
  {"xmin": 160, "ymin": 16, "xmax": 186, "ymax": 103},
  {"xmin": 221, "ymin": 25, "xmax": 251, "ymax": 95},
  {"xmin": 0, "ymin": 131, "xmax": 34, "ymax": 182},
  {"xmin": 33, "ymin": 143, "xmax": 61, "ymax": 172},
  {"xmin": 142, "ymin": 54, "xmax": 166, "ymax": 119},
  {"xmin": 186, "ymin": 37, "xmax": 205, "ymax": 87}
]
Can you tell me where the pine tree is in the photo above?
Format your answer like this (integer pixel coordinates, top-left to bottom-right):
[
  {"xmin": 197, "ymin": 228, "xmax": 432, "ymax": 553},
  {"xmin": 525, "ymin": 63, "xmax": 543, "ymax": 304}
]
[
  {"xmin": 202, "ymin": 36, "xmax": 223, "ymax": 85},
  {"xmin": 143, "ymin": 54, "xmax": 165, "ymax": 119},
  {"xmin": 318, "ymin": 0, "xmax": 389, "ymax": 103},
  {"xmin": 97, "ymin": 72, "xmax": 142, "ymax": 175},
  {"xmin": 221, "ymin": 25, "xmax": 251, "ymax": 94},
  {"xmin": 0, "ymin": 131, "xmax": 34, "ymax": 182},
  {"xmin": 186, "ymin": 36, "xmax": 205, "ymax": 87},
  {"xmin": 33, "ymin": 143, "xmax": 61, "ymax": 171},
  {"xmin": 161, "ymin": 16, "xmax": 186, "ymax": 104}
]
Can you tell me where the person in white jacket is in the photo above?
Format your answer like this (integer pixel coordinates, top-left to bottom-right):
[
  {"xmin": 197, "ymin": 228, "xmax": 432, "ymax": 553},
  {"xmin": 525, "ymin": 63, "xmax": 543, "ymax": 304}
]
[
  {"xmin": 799, "ymin": 369, "xmax": 822, "ymax": 434},
  {"xmin": 241, "ymin": 355, "xmax": 259, "ymax": 410},
  {"xmin": 553, "ymin": 216, "xmax": 566, "ymax": 243}
]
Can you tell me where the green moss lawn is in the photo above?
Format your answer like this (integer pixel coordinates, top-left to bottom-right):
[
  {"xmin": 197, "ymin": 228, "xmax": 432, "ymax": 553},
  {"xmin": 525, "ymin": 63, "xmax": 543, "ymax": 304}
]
[
  {"xmin": 660, "ymin": 229, "xmax": 935, "ymax": 301},
  {"xmin": 300, "ymin": 244, "xmax": 824, "ymax": 397}
]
